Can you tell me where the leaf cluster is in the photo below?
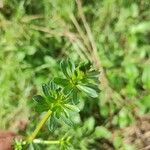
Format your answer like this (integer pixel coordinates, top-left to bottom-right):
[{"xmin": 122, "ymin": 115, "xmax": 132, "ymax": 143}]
[{"xmin": 33, "ymin": 59, "xmax": 100, "ymax": 131}]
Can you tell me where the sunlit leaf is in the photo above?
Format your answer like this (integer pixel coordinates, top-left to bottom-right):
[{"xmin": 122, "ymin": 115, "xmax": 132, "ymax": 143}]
[
  {"xmin": 70, "ymin": 89, "xmax": 78, "ymax": 104},
  {"xmin": 67, "ymin": 59, "xmax": 75, "ymax": 73},
  {"xmin": 42, "ymin": 84, "xmax": 50, "ymax": 97},
  {"xmin": 77, "ymin": 85, "xmax": 98, "ymax": 98},
  {"xmin": 60, "ymin": 60, "xmax": 70, "ymax": 78},
  {"xmin": 48, "ymin": 116, "xmax": 58, "ymax": 132},
  {"xmin": 61, "ymin": 115, "xmax": 73, "ymax": 126},
  {"xmin": 64, "ymin": 104, "xmax": 80, "ymax": 112}
]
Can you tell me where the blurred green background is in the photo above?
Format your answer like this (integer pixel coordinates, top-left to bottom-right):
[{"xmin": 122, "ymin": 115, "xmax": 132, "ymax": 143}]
[{"xmin": 0, "ymin": 0, "xmax": 150, "ymax": 149}]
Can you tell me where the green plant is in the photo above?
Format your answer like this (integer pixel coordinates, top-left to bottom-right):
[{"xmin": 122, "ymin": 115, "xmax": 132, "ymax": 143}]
[
  {"xmin": 14, "ymin": 59, "xmax": 100, "ymax": 149},
  {"xmin": 1, "ymin": 0, "xmax": 149, "ymax": 149}
]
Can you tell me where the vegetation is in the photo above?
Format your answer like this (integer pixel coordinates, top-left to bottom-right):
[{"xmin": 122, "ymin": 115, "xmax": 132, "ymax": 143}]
[
  {"xmin": 0, "ymin": 0, "xmax": 150, "ymax": 149},
  {"xmin": 14, "ymin": 59, "xmax": 100, "ymax": 149}
]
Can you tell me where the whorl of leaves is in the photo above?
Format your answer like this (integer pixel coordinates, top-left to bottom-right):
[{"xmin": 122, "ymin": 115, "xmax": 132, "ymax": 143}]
[{"xmin": 33, "ymin": 59, "xmax": 100, "ymax": 131}]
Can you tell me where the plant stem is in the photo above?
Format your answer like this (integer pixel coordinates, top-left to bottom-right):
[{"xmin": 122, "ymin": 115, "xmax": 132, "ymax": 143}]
[
  {"xmin": 33, "ymin": 139, "xmax": 60, "ymax": 145},
  {"xmin": 27, "ymin": 109, "xmax": 52, "ymax": 143}
]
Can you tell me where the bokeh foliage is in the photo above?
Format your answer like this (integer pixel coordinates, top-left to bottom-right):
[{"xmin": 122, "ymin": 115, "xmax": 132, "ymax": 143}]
[{"xmin": 0, "ymin": 0, "xmax": 150, "ymax": 149}]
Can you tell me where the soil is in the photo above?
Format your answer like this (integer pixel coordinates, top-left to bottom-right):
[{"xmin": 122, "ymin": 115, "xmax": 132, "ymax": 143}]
[{"xmin": 123, "ymin": 115, "xmax": 150, "ymax": 150}]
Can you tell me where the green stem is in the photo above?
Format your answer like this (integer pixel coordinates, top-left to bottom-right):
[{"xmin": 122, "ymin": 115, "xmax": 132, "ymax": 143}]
[
  {"xmin": 27, "ymin": 109, "xmax": 52, "ymax": 143},
  {"xmin": 33, "ymin": 139, "xmax": 60, "ymax": 145}
]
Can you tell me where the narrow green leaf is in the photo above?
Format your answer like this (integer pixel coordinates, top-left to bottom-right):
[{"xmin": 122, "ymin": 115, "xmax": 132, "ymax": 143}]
[
  {"xmin": 60, "ymin": 60, "xmax": 70, "ymax": 78},
  {"xmin": 63, "ymin": 85, "xmax": 73, "ymax": 95},
  {"xmin": 62, "ymin": 107, "xmax": 69, "ymax": 118},
  {"xmin": 54, "ymin": 106, "xmax": 62, "ymax": 119},
  {"xmin": 87, "ymin": 70, "xmax": 100, "ymax": 77},
  {"xmin": 64, "ymin": 104, "xmax": 80, "ymax": 112},
  {"xmin": 61, "ymin": 115, "xmax": 73, "ymax": 126},
  {"xmin": 35, "ymin": 104, "xmax": 49, "ymax": 112},
  {"xmin": 54, "ymin": 78, "xmax": 69, "ymax": 86},
  {"xmin": 88, "ymin": 84, "xmax": 101, "ymax": 93},
  {"xmin": 42, "ymin": 84, "xmax": 50, "ymax": 97},
  {"xmin": 77, "ymin": 85, "xmax": 98, "ymax": 98},
  {"xmin": 33, "ymin": 95, "xmax": 45, "ymax": 104},
  {"xmin": 67, "ymin": 59, "xmax": 75, "ymax": 74},
  {"xmin": 48, "ymin": 80, "xmax": 57, "ymax": 91},
  {"xmin": 48, "ymin": 116, "xmax": 58, "ymax": 132},
  {"xmin": 72, "ymin": 89, "xmax": 79, "ymax": 104},
  {"xmin": 33, "ymin": 95, "xmax": 49, "ymax": 112}
]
